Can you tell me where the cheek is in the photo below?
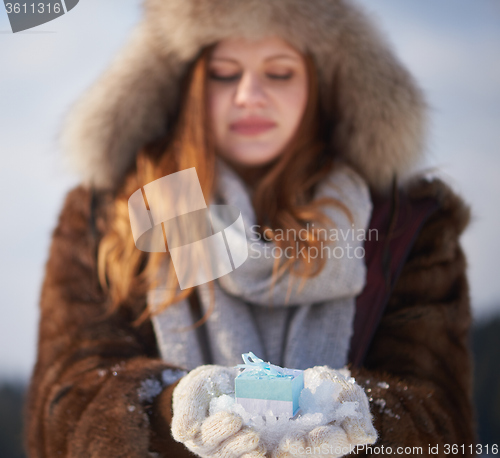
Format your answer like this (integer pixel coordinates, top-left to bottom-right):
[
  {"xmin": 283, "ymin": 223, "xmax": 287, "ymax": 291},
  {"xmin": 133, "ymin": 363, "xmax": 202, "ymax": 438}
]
[
  {"xmin": 208, "ymin": 88, "xmax": 231, "ymax": 135},
  {"xmin": 278, "ymin": 83, "xmax": 308, "ymax": 133}
]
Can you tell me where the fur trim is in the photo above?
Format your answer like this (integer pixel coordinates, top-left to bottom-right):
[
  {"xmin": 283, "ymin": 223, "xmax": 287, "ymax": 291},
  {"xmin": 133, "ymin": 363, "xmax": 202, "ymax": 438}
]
[{"xmin": 60, "ymin": 0, "xmax": 428, "ymax": 193}]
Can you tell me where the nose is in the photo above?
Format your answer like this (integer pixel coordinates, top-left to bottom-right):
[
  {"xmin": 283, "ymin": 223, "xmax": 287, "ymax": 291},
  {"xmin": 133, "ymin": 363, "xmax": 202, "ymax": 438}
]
[{"xmin": 234, "ymin": 72, "xmax": 267, "ymax": 108}]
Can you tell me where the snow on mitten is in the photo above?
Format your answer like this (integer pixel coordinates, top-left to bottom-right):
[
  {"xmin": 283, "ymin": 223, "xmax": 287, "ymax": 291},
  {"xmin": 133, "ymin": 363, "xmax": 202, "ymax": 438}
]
[
  {"xmin": 272, "ymin": 366, "xmax": 377, "ymax": 458},
  {"xmin": 304, "ymin": 366, "xmax": 377, "ymax": 445},
  {"xmin": 272, "ymin": 424, "xmax": 352, "ymax": 458},
  {"xmin": 171, "ymin": 364, "xmax": 266, "ymax": 457},
  {"xmin": 335, "ymin": 374, "xmax": 377, "ymax": 445}
]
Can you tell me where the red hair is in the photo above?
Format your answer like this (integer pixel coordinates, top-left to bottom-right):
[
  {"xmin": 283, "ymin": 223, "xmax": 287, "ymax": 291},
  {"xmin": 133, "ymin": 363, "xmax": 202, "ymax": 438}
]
[{"xmin": 97, "ymin": 43, "xmax": 352, "ymax": 327}]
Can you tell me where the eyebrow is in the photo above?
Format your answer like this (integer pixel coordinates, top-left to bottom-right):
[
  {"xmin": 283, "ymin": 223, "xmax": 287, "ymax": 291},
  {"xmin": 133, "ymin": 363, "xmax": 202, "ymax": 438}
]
[{"xmin": 210, "ymin": 54, "xmax": 299, "ymax": 63}]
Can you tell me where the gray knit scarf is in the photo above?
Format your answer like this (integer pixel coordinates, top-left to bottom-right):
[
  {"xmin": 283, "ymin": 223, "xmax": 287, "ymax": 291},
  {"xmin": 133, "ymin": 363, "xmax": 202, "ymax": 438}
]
[{"xmin": 148, "ymin": 157, "xmax": 372, "ymax": 372}]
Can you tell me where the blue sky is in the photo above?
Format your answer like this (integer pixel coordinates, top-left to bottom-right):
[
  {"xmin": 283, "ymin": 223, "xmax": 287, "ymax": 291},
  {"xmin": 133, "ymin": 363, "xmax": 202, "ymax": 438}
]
[{"xmin": 0, "ymin": 0, "xmax": 499, "ymax": 380}]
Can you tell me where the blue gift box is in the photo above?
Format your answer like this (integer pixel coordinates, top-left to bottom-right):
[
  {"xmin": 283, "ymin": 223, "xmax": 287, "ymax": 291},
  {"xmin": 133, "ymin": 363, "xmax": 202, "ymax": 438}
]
[{"xmin": 234, "ymin": 352, "xmax": 304, "ymax": 418}]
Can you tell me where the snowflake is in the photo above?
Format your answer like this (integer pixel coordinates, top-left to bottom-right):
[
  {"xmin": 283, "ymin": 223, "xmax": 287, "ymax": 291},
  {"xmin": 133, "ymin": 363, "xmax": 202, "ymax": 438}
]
[
  {"xmin": 374, "ymin": 398, "xmax": 386, "ymax": 411},
  {"xmin": 161, "ymin": 368, "xmax": 187, "ymax": 386},
  {"xmin": 137, "ymin": 378, "xmax": 162, "ymax": 403}
]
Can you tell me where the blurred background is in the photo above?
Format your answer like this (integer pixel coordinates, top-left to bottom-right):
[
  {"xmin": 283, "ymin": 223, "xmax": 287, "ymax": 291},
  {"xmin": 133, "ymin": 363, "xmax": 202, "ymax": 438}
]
[{"xmin": 0, "ymin": 0, "xmax": 499, "ymax": 456}]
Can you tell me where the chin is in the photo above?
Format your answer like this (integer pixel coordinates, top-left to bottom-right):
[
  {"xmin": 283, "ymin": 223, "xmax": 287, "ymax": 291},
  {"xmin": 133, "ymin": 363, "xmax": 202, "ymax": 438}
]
[
  {"xmin": 228, "ymin": 145, "xmax": 284, "ymax": 167},
  {"xmin": 232, "ymin": 155, "xmax": 279, "ymax": 168}
]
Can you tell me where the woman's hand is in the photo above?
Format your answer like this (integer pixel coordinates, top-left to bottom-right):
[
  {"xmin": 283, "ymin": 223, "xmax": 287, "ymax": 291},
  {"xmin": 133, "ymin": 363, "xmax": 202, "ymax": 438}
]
[
  {"xmin": 171, "ymin": 365, "xmax": 267, "ymax": 457},
  {"xmin": 271, "ymin": 366, "xmax": 377, "ymax": 458}
]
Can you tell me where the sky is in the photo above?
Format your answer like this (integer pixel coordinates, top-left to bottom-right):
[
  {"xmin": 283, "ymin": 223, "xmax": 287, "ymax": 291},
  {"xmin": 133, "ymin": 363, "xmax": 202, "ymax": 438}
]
[{"xmin": 0, "ymin": 0, "xmax": 499, "ymax": 381}]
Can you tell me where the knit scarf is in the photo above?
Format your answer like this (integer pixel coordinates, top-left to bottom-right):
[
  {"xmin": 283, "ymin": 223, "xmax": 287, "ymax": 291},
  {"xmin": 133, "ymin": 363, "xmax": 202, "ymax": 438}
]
[{"xmin": 148, "ymin": 157, "xmax": 372, "ymax": 372}]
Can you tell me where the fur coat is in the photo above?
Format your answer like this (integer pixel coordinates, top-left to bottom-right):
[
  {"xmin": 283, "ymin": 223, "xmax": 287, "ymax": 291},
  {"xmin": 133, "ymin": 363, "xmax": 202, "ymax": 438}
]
[{"xmin": 24, "ymin": 0, "xmax": 477, "ymax": 456}]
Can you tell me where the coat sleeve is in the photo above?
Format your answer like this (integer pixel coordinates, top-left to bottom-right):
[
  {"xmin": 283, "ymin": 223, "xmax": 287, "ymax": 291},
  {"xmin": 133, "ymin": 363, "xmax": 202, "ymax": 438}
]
[
  {"xmin": 23, "ymin": 185, "xmax": 194, "ymax": 458},
  {"xmin": 348, "ymin": 181, "xmax": 478, "ymax": 456}
]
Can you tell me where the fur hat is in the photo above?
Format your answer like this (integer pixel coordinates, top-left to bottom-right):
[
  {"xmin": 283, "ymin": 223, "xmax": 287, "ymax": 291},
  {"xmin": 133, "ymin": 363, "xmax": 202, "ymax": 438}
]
[{"xmin": 60, "ymin": 0, "xmax": 428, "ymax": 194}]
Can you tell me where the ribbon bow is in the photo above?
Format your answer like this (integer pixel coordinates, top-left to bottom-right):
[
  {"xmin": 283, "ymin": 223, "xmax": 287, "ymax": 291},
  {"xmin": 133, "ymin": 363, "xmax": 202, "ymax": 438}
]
[{"xmin": 235, "ymin": 351, "xmax": 293, "ymax": 379}]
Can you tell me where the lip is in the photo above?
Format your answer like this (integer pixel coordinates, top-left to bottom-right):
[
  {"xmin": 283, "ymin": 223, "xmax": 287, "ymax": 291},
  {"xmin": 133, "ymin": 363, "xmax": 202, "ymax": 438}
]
[{"xmin": 230, "ymin": 117, "xmax": 277, "ymax": 135}]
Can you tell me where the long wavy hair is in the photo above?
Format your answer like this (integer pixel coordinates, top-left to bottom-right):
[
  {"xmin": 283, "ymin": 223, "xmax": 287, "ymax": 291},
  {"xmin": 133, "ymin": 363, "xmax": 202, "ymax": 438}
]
[{"xmin": 97, "ymin": 42, "xmax": 354, "ymax": 328}]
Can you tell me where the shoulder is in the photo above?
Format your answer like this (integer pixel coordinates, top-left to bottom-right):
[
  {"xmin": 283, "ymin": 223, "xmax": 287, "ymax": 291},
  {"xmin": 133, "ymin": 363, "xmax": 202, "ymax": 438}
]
[
  {"xmin": 406, "ymin": 175, "xmax": 471, "ymax": 234},
  {"xmin": 384, "ymin": 175, "xmax": 473, "ymax": 317},
  {"xmin": 44, "ymin": 184, "xmax": 116, "ymax": 296},
  {"xmin": 54, "ymin": 184, "xmax": 115, "ymax": 240},
  {"xmin": 402, "ymin": 175, "xmax": 471, "ymax": 268}
]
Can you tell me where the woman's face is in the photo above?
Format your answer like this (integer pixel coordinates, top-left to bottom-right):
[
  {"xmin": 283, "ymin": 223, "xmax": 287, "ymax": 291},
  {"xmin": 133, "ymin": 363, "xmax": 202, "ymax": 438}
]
[{"xmin": 207, "ymin": 36, "xmax": 308, "ymax": 169}]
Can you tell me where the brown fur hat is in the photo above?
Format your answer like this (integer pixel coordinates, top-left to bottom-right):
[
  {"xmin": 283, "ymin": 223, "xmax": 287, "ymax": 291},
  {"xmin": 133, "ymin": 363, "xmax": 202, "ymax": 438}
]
[{"xmin": 60, "ymin": 0, "xmax": 428, "ymax": 194}]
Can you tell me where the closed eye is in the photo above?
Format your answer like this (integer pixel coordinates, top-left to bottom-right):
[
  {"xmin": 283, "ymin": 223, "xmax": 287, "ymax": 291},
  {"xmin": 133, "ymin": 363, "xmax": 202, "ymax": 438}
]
[
  {"xmin": 208, "ymin": 72, "xmax": 294, "ymax": 82},
  {"xmin": 209, "ymin": 72, "xmax": 241, "ymax": 82},
  {"xmin": 266, "ymin": 73, "xmax": 293, "ymax": 80}
]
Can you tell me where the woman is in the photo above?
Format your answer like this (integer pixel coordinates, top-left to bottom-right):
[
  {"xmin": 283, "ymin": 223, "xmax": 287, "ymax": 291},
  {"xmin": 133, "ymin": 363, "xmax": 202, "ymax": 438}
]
[{"xmin": 24, "ymin": 0, "xmax": 477, "ymax": 457}]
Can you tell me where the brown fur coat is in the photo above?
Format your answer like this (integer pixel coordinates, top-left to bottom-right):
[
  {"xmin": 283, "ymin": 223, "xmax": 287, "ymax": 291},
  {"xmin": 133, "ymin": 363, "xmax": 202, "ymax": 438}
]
[
  {"xmin": 24, "ymin": 176, "xmax": 477, "ymax": 457},
  {"xmin": 24, "ymin": 0, "xmax": 477, "ymax": 455}
]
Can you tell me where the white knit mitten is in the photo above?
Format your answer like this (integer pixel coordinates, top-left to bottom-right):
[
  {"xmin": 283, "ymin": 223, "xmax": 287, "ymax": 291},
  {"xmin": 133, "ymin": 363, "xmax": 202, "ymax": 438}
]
[
  {"xmin": 171, "ymin": 365, "xmax": 267, "ymax": 457},
  {"xmin": 272, "ymin": 366, "xmax": 377, "ymax": 458}
]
